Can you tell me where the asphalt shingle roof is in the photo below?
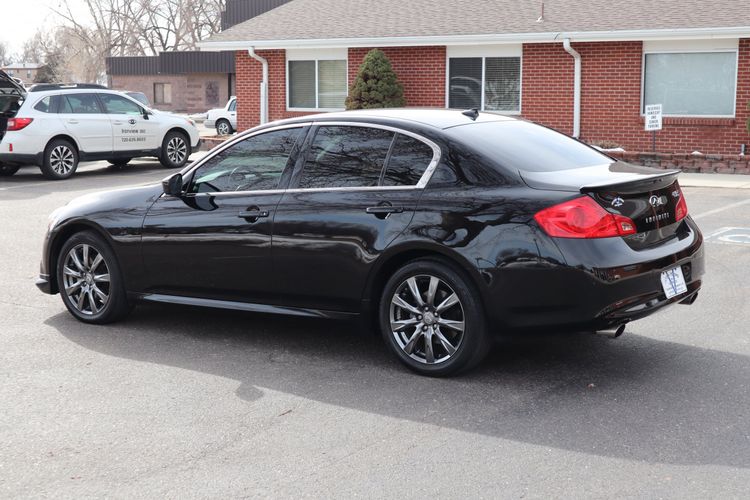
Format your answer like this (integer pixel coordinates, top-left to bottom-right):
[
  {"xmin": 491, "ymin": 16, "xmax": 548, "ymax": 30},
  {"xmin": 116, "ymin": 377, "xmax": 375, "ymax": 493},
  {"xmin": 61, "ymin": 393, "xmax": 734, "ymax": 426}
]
[{"xmin": 204, "ymin": 0, "xmax": 750, "ymax": 46}]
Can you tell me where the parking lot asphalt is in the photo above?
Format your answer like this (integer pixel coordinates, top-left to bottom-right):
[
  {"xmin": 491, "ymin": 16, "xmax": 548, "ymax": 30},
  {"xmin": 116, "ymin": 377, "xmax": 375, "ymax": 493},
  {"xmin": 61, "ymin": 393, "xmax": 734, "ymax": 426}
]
[{"xmin": 1, "ymin": 160, "xmax": 749, "ymax": 499}]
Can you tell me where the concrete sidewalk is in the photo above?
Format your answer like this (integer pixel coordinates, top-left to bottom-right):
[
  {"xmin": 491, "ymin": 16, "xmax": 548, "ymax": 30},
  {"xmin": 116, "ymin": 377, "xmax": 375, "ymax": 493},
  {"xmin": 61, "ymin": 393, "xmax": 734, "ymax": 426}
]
[{"xmin": 679, "ymin": 173, "xmax": 750, "ymax": 189}]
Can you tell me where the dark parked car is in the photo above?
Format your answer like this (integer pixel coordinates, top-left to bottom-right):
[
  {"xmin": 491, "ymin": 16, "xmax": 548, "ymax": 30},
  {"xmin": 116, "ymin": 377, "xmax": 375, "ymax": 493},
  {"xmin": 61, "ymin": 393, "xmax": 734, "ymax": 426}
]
[{"xmin": 37, "ymin": 109, "xmax": 704, "ymax": 376}]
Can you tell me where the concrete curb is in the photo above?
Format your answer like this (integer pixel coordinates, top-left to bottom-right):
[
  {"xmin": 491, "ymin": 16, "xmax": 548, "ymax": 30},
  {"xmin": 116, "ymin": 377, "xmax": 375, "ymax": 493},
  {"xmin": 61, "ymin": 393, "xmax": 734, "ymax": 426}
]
[{"xmin": 679, "ymin": 173, "xmax": 750, "ymax": 189}]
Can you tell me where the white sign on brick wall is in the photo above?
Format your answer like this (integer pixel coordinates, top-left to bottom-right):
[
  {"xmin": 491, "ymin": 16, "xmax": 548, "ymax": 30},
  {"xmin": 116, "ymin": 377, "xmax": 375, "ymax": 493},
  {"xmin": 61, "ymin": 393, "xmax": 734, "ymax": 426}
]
[{"xmin": 645, "ymin": 104, "xmax": 663, "ymax": 132}]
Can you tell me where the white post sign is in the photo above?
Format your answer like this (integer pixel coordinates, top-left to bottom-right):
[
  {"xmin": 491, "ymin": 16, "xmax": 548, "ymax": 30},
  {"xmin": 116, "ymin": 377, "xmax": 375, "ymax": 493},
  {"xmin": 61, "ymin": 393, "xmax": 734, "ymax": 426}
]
[{"xmin": 645, "ymin": 104, "xmax": 663, "ymax": 132}]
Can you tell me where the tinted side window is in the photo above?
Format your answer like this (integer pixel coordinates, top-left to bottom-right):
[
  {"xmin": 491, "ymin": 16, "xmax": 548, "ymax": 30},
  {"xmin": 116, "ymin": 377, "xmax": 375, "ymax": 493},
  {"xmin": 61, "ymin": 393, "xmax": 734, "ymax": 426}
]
[
  {"xmin": 382, "ymin": 134, "xmax": 434, "ymax": 186},
  {"xmin": 229, "ymin": 99, "xmax": 237, "ymax": 112},
  {"xmin": 298, "ymin": 126, "xmax": 394, "ymax": 189},
  {"xmin": 99, "ymin": 94, "xmax": 142, "ymax": 115},
  {"xmin": 189, "ymin": 128, "xmax": 302, "ymax": 193},
  {"xmin": 63, "ymin": 93, "xmax": 102, "ymax": 114}
]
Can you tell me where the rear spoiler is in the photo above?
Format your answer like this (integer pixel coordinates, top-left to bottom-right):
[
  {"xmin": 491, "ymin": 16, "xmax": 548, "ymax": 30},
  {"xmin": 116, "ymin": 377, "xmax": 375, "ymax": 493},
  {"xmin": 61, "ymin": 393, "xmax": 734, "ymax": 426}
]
[
  {"xmin": 520, "ymin": 162, "xmax": 681, "ymax": 194},
  {"xmin": 580, "ymin": 170, "xmax": 681, "ymax": 194}
]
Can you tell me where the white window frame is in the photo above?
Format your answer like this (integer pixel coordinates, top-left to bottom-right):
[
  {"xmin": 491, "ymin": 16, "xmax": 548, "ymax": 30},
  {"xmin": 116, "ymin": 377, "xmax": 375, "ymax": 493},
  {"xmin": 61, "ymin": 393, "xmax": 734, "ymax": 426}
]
[
  {"xmin": 445, "ymin": 45, "xmax": 523, "ymax": 115},
  {"xmin": 286, "ymin": 48, "xmax": 348, "ymax": 112},
  {"xmin": 641, "ymin": 39, "xmax": 739, "ymax": 119}
]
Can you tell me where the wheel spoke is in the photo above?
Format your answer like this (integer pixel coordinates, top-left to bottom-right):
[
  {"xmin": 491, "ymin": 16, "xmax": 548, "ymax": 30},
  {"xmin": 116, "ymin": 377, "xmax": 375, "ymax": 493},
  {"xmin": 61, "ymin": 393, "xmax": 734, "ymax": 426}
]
[
  {"xmin": 77, "ymin": 290, "xmax": 86, "ymax": 310},
  {"xmin": 63, "ymin": 266, "xmax": 82, "ymax": 278},
  {"xmin": 406, "ymin": 277, "xmax": 424, "ymax": 307},
  {"xmin": 403, "ymin": 329, "xmax": 423, "ymax": 355},
  {"xmin": 93, "ymin": 273, "xmax": 110, "ymax": 283},
  {"xmin": 90, "ymin": 253, "xmax": 103, "ymax": 271},
  {"xmin": 93, "ymin": 286, "xmax": 108, "ymax": 303},
  {"xmin": 65, "ymin": 280, "xmax": 83, "ymax": 294},
  {"xmin": 434, "ymin": 327, "xmax": 458, "ymax": 356},
  {"xmin": 436, "ymin": 293, "xmax": 459, "ymax": 313},
  {"xmin": 392, "ymin": 295, "xmax": 421, "ymax": 316},
  {"xmin": 437, "ymin": 318, "xmax": 464, "ymax": 332},
  {"xmin": 424, "ymin": 327, "xmax": 435, "ymax": 364},
  {"xmin": 87, "ymin": 289, "xmax": 98, "ymax": 313},
  {"xmin": 81, "ymin": 245, "xmax": 90, "ymax": 269},
  {"xmin": 426, "ymin": 276, "xmax": 439, "ymax": 308},
  {"xmin": 391, "ymin": 318, "xmax": 418, "ymax": 332},
  {"xmin": 70, "ymin": 251, "xmax": 85, "ymax": 272}
]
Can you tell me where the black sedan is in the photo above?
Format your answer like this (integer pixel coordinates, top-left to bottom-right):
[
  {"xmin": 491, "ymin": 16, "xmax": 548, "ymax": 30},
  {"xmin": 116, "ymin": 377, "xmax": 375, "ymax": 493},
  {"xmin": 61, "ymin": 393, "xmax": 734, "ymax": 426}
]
[{"xmin": 37, "ymin": 109, "xmax": 704, "ymax": 376}]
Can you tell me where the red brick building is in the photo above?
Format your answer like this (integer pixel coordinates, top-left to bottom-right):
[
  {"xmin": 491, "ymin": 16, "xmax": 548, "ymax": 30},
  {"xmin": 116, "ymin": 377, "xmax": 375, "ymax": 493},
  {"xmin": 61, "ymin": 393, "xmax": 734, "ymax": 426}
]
[{"xmin": 200, "ymin": 0, "xmax": 750, "ymax": 155}]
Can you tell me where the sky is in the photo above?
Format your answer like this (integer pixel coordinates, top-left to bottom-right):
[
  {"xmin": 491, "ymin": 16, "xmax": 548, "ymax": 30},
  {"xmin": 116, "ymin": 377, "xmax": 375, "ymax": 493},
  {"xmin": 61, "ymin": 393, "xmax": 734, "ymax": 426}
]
[{"xmin": 1, "ymin": 0, "xmax": 90, "ymax": 58}]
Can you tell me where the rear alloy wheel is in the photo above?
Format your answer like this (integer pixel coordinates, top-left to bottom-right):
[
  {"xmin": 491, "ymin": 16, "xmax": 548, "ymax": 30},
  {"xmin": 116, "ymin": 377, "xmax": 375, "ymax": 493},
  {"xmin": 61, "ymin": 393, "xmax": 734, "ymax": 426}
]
[
  {"xmin": 0, "ymin": 163, "xmax": 20, "ymax": 176},
  {"xmin": 380, "ymin": 259, "xmax": 491, "ymax": 376},
  {"xmin": 159, "ymin": 131, "xmax": 191, "ymax": 169},
  {"xmin": 42, "ymin": 139, "xmax": 78, "ymax": 180},
  {"xmin": 216, "ymin": 119, "xmax": 233, "ymax": 136},
  {"xmin": 57, "ymin": 231, "xmax": 131, "ymax": 324}
]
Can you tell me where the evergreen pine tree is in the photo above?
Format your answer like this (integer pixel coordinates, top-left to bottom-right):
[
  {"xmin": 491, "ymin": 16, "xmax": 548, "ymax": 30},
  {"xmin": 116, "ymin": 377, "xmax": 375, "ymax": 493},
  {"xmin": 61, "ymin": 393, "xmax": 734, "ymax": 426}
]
[{"xmin": 345, "ymin": 49, "xmax": 406, "ymax": 110}]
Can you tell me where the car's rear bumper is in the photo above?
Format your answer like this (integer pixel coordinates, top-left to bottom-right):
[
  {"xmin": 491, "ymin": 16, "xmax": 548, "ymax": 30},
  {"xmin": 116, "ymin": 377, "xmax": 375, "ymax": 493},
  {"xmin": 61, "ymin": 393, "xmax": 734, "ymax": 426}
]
[
  {"xmin": 204, "ymin": 119, "xmax": 216, "ymax": 129},
  {"xmin": 485, "ymin": 218, "xmax": 705, "ymax": 332},
  {"xmin": 0, "ymin": 152, "xmax": 41, "ymax": 166}
]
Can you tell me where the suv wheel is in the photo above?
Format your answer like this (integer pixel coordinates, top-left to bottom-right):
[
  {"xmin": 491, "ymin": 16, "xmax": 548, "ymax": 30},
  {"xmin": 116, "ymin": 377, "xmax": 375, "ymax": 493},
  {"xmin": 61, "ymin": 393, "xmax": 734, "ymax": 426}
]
[
  {"xmin": 42, "ymin": 139, "xmax": 78, "ymax": 180},
  {"xmin": 379, "ymin": 259, "xmax": 491, "ymax": 376},
  {"xmin": 0, "ymin": 163, "xmax": 20, "ymax": 176},
  {"xmin": 56, "ymin": 231, "xmax": 132, "ymax": 324},
  {"xmin": 216, "ymin": 119, "xmax": 233, "ymax": 136},
  {"xmin": 159, "ymin": 131, "xmax": 191, "ymax": 169}
]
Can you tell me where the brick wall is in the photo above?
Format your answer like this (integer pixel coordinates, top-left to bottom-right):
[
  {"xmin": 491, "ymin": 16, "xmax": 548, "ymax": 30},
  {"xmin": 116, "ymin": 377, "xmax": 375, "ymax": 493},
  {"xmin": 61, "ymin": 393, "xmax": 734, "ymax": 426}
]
[
  {"xmin": 522, "ymin": 40, "xmax": 750, "ymax": 155},
  {"xmin": 235, "ymin": 46, "xmax": 447, "ymax": 131},
  {"xmin": 111, "ymin": 73, "xmax": 231, "ymax": 113}
]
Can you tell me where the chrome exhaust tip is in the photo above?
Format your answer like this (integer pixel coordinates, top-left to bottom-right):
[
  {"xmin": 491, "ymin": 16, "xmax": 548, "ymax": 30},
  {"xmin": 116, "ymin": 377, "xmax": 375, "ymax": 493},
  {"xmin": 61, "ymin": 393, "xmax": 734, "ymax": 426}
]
[{"xmin": 594, "ymin": 323, "xmax": 627, "ymax": 339}]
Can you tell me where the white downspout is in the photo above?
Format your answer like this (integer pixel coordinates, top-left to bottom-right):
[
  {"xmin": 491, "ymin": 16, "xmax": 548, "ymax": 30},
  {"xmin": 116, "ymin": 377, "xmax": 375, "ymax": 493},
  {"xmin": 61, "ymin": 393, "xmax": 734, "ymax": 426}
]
[
  {"xmin": 563, "ymin": 38, "xmax": 581, "ymax": 139},
  {"xmin": 247, "ymin": 47, "xmax": 269, "ymax": 125}
]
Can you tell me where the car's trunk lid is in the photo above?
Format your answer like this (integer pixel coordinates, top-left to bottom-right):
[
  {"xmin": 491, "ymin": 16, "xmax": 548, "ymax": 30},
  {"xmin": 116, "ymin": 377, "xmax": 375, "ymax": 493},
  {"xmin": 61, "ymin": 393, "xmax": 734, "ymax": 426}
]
[
  {"xmin": 522, "ymin": 161, "xmax": 687, "ymax": 246},
  {"xmin": 0, "ymin": 70, "xmax": 26, "ymax": 141}
]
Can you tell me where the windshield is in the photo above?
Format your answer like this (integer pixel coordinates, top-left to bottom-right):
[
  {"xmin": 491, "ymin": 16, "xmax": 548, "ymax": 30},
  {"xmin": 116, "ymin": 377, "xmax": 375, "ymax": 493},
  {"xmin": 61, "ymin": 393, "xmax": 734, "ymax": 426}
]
[{"xmin": 447, "ymin": 120, "xmax": 612, "ymax": 173}]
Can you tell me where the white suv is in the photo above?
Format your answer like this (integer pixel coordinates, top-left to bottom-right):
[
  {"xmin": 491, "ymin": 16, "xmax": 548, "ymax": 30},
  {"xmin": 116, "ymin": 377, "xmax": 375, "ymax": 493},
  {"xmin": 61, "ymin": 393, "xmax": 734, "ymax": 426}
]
[
  {"xmin": 0, "ymin": 75, "xmax": 201, "ymax": 180},
  {"xmin": 204, "ymin": 96, "xmax": 237, "ymax": 136}
]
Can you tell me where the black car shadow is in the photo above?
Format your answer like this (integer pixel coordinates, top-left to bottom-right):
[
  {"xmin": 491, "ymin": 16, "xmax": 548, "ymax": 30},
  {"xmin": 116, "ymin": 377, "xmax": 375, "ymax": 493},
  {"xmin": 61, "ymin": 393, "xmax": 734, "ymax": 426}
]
[{"xmin": 45, "ymin": 304, "xmax": 750, "ymax": 468}]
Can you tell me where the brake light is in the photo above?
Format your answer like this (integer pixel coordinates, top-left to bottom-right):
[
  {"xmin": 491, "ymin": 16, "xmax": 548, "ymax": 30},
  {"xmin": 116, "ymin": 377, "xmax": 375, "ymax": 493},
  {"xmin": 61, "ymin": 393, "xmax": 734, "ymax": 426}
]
[
  {"xmin": 7, "ymin": 118, "xmax": 33, "ymax": 131},
  {"xmin": 534, "ymin": 196, "xmax": 637, "ymax": 239},
  {"xmin": 675, "ymin": 184, "xmax": 688, "ymax": 221}
]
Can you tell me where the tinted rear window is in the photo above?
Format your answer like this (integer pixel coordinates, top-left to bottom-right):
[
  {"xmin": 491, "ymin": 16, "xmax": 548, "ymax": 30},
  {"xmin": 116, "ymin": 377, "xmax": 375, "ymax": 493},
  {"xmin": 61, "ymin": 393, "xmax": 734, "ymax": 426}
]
[{"xmin": 447, "ymin": 121, "xmax": 611, "ymax": 172}]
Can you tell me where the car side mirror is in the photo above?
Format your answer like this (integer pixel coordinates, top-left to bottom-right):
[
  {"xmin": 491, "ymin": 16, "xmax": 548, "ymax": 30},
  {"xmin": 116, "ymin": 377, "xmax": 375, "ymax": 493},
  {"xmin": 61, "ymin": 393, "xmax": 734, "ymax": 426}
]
[
  {"xmin": 142, "ymin": 109, "xmax": 150, "ymax": 120},
  {"xmin": 162, "ymin": 173, "xmax": 184, "ymax": 197}
]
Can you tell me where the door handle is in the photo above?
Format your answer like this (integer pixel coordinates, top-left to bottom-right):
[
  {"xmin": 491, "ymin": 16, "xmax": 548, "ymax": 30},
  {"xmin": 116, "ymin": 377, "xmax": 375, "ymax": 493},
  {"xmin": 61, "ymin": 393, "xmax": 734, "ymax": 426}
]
[
  {"xmin": 67, "ymin": 120, "xmax": 79, "ymax": 124},
  {"xmin": 238, "ymin": 206, "xmax": 270, "ymax": 222},
  {"xmin": 113, "ymin": 121, "xmax": 124, "ymax": 125},
  {"xmin": 366, "ymin": 204, "xmax": 404, "ymax": 219}
]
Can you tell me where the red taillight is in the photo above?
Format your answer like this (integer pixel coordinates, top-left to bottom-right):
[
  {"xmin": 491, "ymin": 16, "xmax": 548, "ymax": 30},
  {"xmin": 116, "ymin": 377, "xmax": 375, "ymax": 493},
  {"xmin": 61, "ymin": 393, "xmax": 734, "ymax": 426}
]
[
  {"xmin": 675, "ymin": 184, "xmax": 688, "ymax": 221},
  {"xmin": 534, "ymin": 196, "xmax": 637, "ymax": 239},
  {"xmin": 7, "ymin": 118, "xmax": 33, "ymax": 131}
]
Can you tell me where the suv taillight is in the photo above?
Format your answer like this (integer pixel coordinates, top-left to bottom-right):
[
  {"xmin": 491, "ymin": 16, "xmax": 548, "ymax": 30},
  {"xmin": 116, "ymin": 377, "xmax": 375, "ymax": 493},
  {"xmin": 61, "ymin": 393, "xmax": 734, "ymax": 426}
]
[
  {"xmin": 534, "ymin": 196, "xmax": 637, "ymax": 239},
  {"xmin": 7, "ymin": 118, "xmax": 33, "ymax": 131}
]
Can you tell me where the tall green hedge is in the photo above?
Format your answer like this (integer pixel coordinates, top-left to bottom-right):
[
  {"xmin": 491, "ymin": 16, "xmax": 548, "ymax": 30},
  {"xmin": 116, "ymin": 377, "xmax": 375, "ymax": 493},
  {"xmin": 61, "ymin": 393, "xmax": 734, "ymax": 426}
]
[{"xmin": 345, "ymin": 49, "xmax": 406, "ymax": 110}]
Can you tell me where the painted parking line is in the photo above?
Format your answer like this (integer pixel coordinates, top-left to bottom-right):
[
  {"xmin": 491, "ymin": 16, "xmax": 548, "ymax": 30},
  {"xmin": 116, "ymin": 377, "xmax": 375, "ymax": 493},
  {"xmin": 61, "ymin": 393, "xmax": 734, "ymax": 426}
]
[
  {"xmin": 705, "ymin": 227, "xmax": 750, "ymax": 246},
  {"xmin": 693, "ymin": 198, "xmax": 750, "ymax": 220}
]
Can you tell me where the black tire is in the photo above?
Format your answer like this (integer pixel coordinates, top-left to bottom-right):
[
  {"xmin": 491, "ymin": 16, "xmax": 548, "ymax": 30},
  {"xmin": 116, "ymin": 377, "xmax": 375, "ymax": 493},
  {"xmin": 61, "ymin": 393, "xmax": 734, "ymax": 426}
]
[
  {"xmin": 108, "ymin": 158, "xmax": 132, "ymax": 167},
  {"xmin": 216, "ymin": 119, "xmax": 233, "ymax": 136},
  {"xmin": 56, "ymin": 231, "xmax": 132, "ymax": 324},
  {"xmin": 159, "ymin": 130, "xmax": 191, "ymax": 169},
  {"xmin": 0, "ymin": 163, "xmax": 20, "ymax": 176},
  {"xmin": 379, "ymin": 258, "xmax": 491, "ymax": 377},
  {"xmin": 41, "ymin": 139, "xmax": 78, "ymax": 180}
]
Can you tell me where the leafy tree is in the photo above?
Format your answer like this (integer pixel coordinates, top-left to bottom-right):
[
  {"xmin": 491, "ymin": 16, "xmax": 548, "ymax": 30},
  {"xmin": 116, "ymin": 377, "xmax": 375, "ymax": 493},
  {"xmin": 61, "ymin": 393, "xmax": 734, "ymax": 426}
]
[{"xmin": 345, "ymin": 49, "xmax": 406, "ymax": 110}]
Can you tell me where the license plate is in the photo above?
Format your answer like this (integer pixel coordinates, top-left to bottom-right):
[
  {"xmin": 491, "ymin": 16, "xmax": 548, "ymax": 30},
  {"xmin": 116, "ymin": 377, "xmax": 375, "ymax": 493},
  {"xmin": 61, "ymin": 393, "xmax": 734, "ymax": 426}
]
[{"xmin": 661, "ymin": 266, "xmax": 687, "ymax": 299}]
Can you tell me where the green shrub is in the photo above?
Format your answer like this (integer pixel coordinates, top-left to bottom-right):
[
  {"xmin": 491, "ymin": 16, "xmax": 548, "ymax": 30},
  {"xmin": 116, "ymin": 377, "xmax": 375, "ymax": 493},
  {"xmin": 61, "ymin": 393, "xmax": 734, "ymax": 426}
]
[{"xmin": 345, "ymin": 49, "xmax": 406, "ymax": 110}]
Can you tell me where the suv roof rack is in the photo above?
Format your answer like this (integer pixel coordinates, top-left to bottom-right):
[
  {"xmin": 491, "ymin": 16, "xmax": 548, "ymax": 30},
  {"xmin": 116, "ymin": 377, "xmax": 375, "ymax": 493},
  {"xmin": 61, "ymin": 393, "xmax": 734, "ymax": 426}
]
[{"xmin": 29, "ymin": 83, "xmax": 108, "ymax": 92}]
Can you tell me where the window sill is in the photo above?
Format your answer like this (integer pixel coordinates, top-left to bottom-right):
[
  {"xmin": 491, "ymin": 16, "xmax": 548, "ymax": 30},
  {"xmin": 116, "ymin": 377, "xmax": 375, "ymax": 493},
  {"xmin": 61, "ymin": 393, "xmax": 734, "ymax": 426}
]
[{"xmin": 287, "ymin": 108, "xmax": 346, "ymax": 113}]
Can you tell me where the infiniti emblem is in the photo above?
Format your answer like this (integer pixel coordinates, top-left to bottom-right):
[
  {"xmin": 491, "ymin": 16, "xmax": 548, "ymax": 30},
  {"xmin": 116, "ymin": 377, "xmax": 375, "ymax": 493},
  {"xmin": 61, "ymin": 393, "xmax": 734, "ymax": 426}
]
[
  {"xmin": 128, "ymin": 118, "xmax": 136, "ymax": 125},
  {"xmin": 611, "ymin": 197, "xmax": 625, "ymax": 208},
  {"xmin": 649, "ymin": 195, "xmax": 667, "ymax": 207}
]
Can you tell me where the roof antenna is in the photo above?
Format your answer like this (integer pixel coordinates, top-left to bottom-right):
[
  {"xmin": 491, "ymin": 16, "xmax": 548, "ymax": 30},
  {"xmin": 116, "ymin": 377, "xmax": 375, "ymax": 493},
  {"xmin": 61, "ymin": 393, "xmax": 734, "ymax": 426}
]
[
  {"xmin": 536, "ymin": 2, "xmax": 545, "ymax": 23},
  {"xmin": 462, "ymin": 108, "xmax": 479, "ymax": 121}
]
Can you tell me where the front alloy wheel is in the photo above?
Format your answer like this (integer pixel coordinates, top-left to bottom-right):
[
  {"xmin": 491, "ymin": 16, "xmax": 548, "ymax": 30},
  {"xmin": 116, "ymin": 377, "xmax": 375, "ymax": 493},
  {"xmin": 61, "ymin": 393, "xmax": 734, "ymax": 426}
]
[
  {"xmin": 159, "ymin": 131, "xmax": 191, "ymax": 169},
  {"xmin": 62, "ymin": 243, "xmax": 111, "ymax": 316},
  {"xmin": 56, "ymin": 231, "xmax": 132, "ymax": 324}
]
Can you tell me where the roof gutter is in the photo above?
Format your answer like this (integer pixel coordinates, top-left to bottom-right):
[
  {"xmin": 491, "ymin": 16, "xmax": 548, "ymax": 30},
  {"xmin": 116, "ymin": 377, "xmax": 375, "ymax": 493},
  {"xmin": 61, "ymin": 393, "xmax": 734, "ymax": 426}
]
[
  {"xmin": 198, "ymin": 26, "xmax": 750, "ymax": 51},
  {"xmin": 562, "ymin": 38, "xmax": 581, "ymax": 139},
  {"xmin": 247, "ymin": 47, "xmax": 268, "ymax": 124}
]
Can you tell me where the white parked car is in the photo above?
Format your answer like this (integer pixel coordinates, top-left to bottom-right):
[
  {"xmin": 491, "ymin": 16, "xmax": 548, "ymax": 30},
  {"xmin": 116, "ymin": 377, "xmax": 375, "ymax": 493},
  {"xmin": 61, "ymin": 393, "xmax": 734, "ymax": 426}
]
[
  {"xmin": 0, "ymin": 73, "xmax": 201, "ymax": 180},
  {"xmin": 204, "ymin": 96, "xmax": 237, "ymax": 136}
]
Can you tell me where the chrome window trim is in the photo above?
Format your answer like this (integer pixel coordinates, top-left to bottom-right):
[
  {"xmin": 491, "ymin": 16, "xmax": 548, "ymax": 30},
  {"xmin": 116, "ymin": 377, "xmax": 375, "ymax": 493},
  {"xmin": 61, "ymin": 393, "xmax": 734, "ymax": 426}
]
[{"xmin": 181, "ymin": 120, "xmax": 441, "ymax": 197}]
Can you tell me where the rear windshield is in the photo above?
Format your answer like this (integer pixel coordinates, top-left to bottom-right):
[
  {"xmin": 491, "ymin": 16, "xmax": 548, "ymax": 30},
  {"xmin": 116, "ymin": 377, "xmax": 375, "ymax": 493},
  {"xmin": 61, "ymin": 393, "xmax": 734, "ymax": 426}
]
[{"xmin": 447, "ymin": 120, "xmax": 612, "ymax": 172}]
